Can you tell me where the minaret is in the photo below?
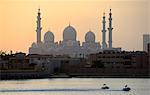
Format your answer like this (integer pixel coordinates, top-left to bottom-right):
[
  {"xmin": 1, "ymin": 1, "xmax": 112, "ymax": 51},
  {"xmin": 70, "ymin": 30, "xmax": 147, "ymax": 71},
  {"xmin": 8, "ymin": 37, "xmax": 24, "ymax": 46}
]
[
  {"xmin": 36, "ymin": 8, "xmax": 42, "ymax": 45},
  {"xmin": 108, "ymin": 9, "xmax": 113, "ymax": 49},
  {"xmin": 102, "ymin": 12, "xmax": 107, "ymax": 49}
]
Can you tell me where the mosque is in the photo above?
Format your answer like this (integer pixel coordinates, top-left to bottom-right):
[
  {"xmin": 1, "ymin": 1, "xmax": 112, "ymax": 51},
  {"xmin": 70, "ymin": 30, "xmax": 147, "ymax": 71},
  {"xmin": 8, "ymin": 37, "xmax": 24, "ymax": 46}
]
[{"xmin": 29, "ymin": 9, "xmax": 121, "ymax": 57}]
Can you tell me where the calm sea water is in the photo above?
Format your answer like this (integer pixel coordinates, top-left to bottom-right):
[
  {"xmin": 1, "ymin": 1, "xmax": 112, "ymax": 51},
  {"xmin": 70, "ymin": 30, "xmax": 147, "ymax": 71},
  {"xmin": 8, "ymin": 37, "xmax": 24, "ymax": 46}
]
[{"xmin": 0, "ymin": 78, "xmax": 149, "ymax": 95}]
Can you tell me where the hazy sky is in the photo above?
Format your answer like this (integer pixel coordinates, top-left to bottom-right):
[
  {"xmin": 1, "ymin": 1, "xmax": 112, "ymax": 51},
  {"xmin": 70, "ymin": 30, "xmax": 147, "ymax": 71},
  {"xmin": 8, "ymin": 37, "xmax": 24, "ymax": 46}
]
[{"xmin": 0, "ymin": 0, "xmax": 150, "ymax": 53}]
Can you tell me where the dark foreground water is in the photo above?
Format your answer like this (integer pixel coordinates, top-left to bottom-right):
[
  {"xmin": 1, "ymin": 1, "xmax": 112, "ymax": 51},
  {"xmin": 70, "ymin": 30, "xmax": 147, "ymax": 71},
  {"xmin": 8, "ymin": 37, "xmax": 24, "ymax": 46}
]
[{"xmin": 0, "ymin": 78, "xmax": 149, "ymax": 95}]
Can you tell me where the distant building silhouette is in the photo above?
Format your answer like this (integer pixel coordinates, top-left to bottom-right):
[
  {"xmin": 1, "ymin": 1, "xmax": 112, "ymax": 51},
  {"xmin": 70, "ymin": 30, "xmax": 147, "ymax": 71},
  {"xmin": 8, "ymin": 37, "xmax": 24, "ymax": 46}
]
[{"xmin": 143, "ymin": 34, "xmax": 150, "ymax": 52}]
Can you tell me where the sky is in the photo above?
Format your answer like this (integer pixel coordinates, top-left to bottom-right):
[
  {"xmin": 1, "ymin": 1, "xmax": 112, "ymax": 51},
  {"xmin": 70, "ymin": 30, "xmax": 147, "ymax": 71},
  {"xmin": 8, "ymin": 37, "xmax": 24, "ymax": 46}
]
[{"xmin": 0, "ymin": 0, "xmax": 150, "ymax": 54}]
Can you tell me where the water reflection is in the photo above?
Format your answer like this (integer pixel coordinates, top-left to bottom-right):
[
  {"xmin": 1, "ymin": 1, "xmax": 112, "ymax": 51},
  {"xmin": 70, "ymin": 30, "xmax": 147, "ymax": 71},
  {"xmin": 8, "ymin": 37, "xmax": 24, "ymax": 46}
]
[{"xmin": 0, "ymin": 78, "xmax": 149, "ymax": 95}]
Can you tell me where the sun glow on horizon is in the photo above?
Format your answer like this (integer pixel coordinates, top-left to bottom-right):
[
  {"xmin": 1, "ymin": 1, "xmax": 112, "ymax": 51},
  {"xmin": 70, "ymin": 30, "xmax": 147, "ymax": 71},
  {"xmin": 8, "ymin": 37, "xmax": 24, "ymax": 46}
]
[{"xmin": 0, "ymin": 0, "xmax": 149, "ymax": 53}]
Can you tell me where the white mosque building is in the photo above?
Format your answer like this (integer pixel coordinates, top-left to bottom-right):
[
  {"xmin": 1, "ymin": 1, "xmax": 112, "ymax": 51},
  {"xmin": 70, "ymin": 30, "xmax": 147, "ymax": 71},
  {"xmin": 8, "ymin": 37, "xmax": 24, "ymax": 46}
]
[{"xmin": 29, "ymin": 9, "xmax": 121, "ymax": 57}]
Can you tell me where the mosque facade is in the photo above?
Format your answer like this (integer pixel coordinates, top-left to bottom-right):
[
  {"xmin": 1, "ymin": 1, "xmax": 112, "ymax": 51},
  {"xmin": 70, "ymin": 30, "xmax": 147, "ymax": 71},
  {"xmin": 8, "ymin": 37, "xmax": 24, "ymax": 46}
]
[{"xmin": 29, "ymin": 9, "xmax": 121, "ymax": 57}]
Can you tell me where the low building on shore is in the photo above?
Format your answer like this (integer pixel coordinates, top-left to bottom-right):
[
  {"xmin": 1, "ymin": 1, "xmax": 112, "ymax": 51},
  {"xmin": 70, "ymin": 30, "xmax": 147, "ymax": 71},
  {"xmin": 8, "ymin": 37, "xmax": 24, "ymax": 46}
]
[
  {"xmin": 28, "ymin": 54, "xmax": 85, "ymax": 74},
  {"xmin": 87, "ymin": 50, "xmax": 149, "ymax": 75},
  {"xmin": 0, "ymin": 52, "xmax": 35, "ymax": 72},
  {"xmin": 0, "ymin": 50, "xmax": 149, "ymax": 78}
]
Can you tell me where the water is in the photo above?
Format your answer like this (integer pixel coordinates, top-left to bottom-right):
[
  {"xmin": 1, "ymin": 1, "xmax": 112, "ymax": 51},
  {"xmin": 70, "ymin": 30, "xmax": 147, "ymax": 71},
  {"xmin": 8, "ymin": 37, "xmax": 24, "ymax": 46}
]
[{"xmin": 0, "ymin": 78, "xmax": 149, "ymax": 95}]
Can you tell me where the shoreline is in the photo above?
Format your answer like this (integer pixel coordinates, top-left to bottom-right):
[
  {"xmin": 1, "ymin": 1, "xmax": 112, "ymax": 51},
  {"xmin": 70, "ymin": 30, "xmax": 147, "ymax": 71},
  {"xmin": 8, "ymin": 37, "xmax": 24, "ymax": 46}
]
[{"xmin": 0, "ymin": 73, "xmax": 149, "ymax": 80}]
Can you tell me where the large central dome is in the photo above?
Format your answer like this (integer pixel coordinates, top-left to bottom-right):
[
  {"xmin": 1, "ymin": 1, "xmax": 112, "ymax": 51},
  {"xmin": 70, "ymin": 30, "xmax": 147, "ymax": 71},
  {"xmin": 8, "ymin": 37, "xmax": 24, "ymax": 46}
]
[{"xmin": 63, "ymin": 25, "xmax": 77, "ymax": 41}]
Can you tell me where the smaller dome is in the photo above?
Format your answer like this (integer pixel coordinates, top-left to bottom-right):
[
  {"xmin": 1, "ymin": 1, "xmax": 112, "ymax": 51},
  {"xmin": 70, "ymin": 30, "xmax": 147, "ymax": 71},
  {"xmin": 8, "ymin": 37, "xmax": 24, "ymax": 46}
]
[
  {"xmin": 44, "ymin": 31, "xmax": 54, "ymax": 43},
  {"xmin": 85, "ymin": 31, "xmax": 95, "ymax": 43},
  {"xmin": 31, "ymin": 42, "xmax": 36, "ymax": 48}
]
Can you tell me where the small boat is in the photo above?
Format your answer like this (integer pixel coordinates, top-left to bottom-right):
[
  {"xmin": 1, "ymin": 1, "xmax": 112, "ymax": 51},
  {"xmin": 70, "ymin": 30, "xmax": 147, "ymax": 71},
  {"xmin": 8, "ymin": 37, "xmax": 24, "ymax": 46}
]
[
  {"xmin": 101, "ymin": 86, "xmax": 109, "ymax": 89},
  {"xmin": 122, "ymin": 85, "xmax": 131, "ymax": 91},
  {"xmin": 101, "ymin": 84, "xmax": 109, "ymax": 89},
  {"xmin": 123, "ymin": 87, "xmax": 131, "ymax": 91}
]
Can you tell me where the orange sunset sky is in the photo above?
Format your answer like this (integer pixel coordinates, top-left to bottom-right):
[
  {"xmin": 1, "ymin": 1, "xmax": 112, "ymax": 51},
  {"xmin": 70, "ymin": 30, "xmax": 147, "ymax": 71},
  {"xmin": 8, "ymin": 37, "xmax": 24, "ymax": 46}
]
[{"xmin": 0, "ymin": 0, "xmax": 150, "ymax": 54}]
